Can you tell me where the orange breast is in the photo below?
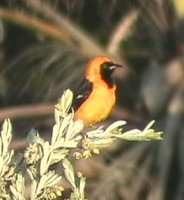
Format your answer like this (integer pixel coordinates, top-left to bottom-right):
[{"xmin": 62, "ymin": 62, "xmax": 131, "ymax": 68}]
[{"xmin": 74, "ymin": 82, "xmax": 116, "ymax": 125}]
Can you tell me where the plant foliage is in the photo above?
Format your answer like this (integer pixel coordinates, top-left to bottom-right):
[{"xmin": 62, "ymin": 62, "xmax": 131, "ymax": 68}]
[{"xmin": 0, "ymin": 89, "xmax": 163, "ymax": 199}]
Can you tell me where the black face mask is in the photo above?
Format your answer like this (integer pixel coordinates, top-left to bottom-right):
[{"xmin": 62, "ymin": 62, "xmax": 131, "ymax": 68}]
[{"xmin": 100, "ymin": 62, "xmax": 122, "ymax": 87}]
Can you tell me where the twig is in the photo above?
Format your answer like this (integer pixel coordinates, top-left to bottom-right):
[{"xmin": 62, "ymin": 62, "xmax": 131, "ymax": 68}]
[
  {"xmin": 138, "ymin": 0, "xmax": 168, "ymax": 33},
  {"xmin": 107, "ymin": 9, "xmax": 139, "ymax": 57},
  {"xmin": 0, "ymin": 103, "xmax": 53, "ymax": 122},
  {"xmin": 0, "ymin": 7, "xmax": 71, "ymax": 43}
]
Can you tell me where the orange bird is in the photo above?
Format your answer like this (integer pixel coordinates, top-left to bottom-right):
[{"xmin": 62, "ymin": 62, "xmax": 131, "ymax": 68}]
[{"xmin": 74, "ymin": 56, "xmax": 123, "ymax": 126}]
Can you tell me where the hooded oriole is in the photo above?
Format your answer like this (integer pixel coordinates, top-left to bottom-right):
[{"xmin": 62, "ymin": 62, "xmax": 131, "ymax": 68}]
[{"xmin": 74, "ymin": 56, "xmax": 122, "ymax": 125}]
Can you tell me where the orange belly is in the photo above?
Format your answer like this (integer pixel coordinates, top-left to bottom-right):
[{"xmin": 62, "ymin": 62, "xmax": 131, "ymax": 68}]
[{"xmin": 74, "ymin": 84, "xmax": 116, "ymax": 125}]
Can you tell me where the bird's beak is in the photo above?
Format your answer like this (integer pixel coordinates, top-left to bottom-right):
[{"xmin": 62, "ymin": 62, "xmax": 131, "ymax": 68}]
[
  {"xmin": 109, "ymin": 63, "xmax": 123, "ymax": 70},
  {"xmin": 114, "ymin": 63, "xmax": 123, "ymax": 68}
]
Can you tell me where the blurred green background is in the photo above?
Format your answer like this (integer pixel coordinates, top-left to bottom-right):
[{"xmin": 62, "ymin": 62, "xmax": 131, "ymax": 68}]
[{"xmin": 0, "ymin": 0, "xmax": 183, "ymax": 199}]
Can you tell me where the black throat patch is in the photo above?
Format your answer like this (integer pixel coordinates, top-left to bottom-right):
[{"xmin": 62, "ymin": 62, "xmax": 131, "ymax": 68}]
[{"xmin": 100, "ymin": 62, "xmax": 115, "ymax": 87}]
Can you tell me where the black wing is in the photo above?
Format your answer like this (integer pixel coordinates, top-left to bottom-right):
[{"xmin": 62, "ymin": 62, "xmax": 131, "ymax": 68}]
[{"xmin": 73, "ymin": 79, "xmax": 93, "ymax": 111}]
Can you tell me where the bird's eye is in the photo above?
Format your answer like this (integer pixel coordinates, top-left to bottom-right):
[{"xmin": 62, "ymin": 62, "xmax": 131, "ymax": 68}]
[
  {"xmin": 100, "ymin": 62, "xmax": 107, "ymax": 69},
  {"xmin": 100, "ymin": 62, "xmax": 113, "ymax": 70}
]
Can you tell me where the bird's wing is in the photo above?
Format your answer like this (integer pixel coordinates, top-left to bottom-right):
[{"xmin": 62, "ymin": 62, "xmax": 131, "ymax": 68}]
[{"xmin": 73, "ymin": 79, "xmax": 93, "ymax": 111}]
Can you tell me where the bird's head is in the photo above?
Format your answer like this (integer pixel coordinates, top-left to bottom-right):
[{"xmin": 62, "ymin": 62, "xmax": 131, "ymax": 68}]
[{"xmin": 86, "ymin": 56, "xmax": 123, "ymax": 85}]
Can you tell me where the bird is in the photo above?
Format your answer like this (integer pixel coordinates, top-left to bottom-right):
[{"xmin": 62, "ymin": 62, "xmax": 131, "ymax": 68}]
[{"xmin": 73, "ymin": 56, "xmax": 123, "ymax": 126}]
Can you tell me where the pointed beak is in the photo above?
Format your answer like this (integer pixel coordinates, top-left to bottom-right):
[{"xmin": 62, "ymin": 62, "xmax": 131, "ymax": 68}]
[
  {"xmin": 114, "ymin": 63, "xmax": 123, "ymax": 68},
  {"xmin": 109, "ymin": 63, "xmax": 123, "ymax": 70}
]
